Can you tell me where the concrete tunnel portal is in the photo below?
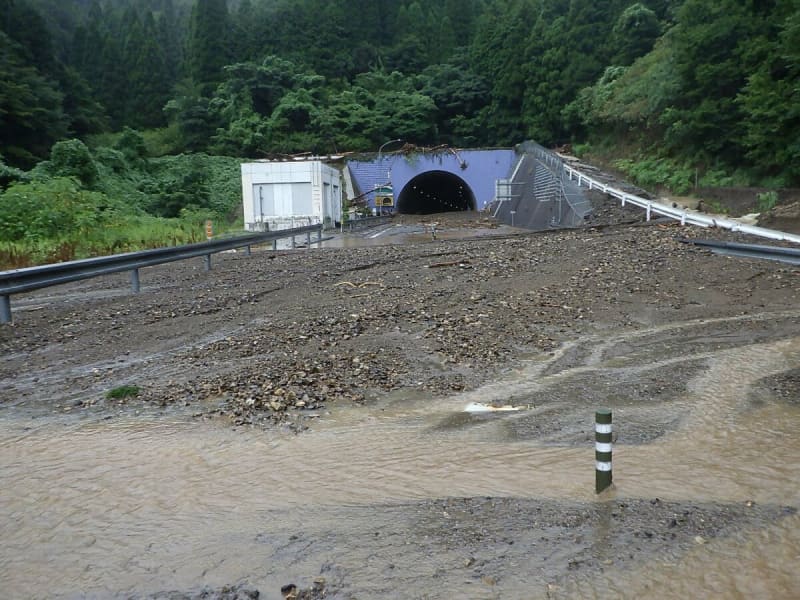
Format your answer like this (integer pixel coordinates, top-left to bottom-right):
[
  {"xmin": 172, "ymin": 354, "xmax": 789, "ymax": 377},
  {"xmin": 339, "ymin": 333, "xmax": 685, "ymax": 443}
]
[{"xmin": 396, "ymin": 170, "xmax": 477, "ymax": 214}]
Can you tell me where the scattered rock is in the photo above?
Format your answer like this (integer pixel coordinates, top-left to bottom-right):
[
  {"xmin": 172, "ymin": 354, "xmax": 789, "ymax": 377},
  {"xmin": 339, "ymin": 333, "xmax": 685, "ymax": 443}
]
[{"xmin": 136, "ymin": 583, "xmax": 260, "ymax": 599}]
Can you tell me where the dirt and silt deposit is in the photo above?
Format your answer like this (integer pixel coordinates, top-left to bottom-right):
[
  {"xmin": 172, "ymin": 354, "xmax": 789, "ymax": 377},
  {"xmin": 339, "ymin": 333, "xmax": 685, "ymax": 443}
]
[{"xmin": 1, "ymin": 196, "xmax": 799, "ymax": 599}]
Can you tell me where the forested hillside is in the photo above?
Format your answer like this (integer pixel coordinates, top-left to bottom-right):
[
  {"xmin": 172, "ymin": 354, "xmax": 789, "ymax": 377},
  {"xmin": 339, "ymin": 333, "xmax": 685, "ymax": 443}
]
[{"xmin": 1, "ymin": 0, "xmax": 799, "ymax": 265}]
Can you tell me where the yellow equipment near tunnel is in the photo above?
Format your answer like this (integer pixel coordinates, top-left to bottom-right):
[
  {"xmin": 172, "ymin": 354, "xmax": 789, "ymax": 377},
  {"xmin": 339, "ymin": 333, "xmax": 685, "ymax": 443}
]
[{"xmin": 375, "ymin": 186, "xmax": 394, "ymax": 208}]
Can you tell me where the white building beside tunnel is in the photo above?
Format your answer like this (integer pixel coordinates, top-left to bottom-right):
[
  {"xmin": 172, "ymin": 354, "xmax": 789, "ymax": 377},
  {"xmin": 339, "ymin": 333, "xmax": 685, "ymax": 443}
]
[{"xmin": 241, "ymin": 160, "xmax": 342, "ymax": 231}]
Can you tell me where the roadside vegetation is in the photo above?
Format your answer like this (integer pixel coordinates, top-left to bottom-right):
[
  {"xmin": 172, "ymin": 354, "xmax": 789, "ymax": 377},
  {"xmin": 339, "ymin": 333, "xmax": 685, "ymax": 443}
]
[
  {"xmin": 0, "ymin": 132, "xmax": 241, "ymax": 267},
  {"xmin": 1, "ymin": 0, "xmax": 798, "ymax": 267},
  {"xmin": 105, "ymin": 385, "xmax": 141, "ymax": 400}
]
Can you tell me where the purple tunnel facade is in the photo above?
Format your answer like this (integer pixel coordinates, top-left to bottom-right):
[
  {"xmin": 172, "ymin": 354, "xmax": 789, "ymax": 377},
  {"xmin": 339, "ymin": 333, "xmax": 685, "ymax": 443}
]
[{"xmin": 346, "ymin": 148, "xmax": 517, "ymax": 214}]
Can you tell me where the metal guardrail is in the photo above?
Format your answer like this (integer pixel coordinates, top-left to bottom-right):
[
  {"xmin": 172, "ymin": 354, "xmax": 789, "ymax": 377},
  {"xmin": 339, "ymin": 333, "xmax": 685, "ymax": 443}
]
[
  {"xmin": 0, "ymin": 224, "xmax": 323, "ymax": 323},
  {"xmin": 678, "ymin": 238, "xmax": 800, "ymax": 265},
  {"xmin": 341, "ymin": 215, "xmax": 393, "ymax": 232},
  {"xmin": 525, "ymin": 144, "xmax": 800, "ymax": 245}
]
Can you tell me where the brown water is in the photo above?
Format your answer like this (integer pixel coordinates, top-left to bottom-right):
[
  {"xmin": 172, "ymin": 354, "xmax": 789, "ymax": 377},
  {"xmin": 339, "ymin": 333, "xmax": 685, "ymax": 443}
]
[{"xmin": 2, "ymin": 318, "xmax": 799, "ymax": 599}]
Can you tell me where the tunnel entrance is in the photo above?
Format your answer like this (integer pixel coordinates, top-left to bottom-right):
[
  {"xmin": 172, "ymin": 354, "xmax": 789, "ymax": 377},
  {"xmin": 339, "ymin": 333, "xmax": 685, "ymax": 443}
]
[{"xmin": 396, "ymin": 170, "xmax": 476, "ymax": 214}]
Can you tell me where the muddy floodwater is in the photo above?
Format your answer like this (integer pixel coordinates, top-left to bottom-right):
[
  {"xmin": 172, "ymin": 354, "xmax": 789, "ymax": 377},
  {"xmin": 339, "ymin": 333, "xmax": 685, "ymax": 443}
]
[
  {"xmin": 3, "ymin": 317, "xmax": 800, "ymax": 598},
  {"xmin": 1, "ymin": 214, "xmax": 799, "ymax": 599}
]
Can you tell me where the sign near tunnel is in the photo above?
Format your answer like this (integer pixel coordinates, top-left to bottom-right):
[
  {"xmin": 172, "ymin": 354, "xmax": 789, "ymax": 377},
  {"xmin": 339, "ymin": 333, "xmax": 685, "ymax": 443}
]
[
  {"xmin": 345, "ymin": 148, "xmax": 516, "ymax": 215},
  {"xmin": 374, "ymin": 186, "xmax": 394, "ymax": 207}
]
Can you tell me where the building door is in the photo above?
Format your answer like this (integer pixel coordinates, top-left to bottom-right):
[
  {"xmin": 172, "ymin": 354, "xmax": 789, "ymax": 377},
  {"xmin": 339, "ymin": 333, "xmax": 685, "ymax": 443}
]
[
  {"xmin": 333, "ymin": 185, "xmax": 340, "ymax": 222},
  {"xmin": 323, "ymin": 183, "xmax": 331, "ymax": 225},
  {"xmin": 273, "ymin": 184, "xmax": 293, "ymax": 216},
  {"xmin": 254, "ymin": 184, "xmax": 274, "ymax": 220}
]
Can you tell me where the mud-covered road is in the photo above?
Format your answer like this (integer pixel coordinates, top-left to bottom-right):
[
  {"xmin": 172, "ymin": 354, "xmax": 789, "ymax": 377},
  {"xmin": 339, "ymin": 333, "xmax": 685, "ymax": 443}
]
[{"xmin": 1, "ymin": 201, "xmax": 799, "ymax": 599}]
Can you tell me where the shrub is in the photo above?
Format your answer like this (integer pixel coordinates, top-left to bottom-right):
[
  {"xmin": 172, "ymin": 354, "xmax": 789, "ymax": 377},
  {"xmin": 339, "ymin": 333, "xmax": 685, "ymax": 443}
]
[
  {"xmin": 48, "ymin": 139, "xmax": 100, "ymax": 188},
  {"xmin": 0, "ymin": 158, "xmax": 29, "ymax": 191},
  {"xmin": 106, "ymin": 385, "xmax": 140, "ymax": 399},
  {"xmin": 613, "ymin": 156, "xmax": 693, "ymax": 195},
  {"xmin": 114, "ymin": 127, "xmax": 149, "ymax": 168},
  {"xmin": 0, "ymin": 178, "xmax": 115, "ymax": 243},
  {"xmin": 706, "ymin": 201, "xmax": 730, "ymax": 215},
  {"xmin": 757, "ymin": 191, "xmax": 778, "ymax": 212}
]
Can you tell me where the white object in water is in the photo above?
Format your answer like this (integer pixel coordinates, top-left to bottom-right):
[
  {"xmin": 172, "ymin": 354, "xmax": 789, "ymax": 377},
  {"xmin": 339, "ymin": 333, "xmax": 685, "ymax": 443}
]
[{"xmin": 464, "ymin": 402, "xmax": 521, "ymax": 413}]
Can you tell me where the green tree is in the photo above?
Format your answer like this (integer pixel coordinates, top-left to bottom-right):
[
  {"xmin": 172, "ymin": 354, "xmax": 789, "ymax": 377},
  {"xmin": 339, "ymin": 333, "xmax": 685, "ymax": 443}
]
[
  {"xmin": 418, "ymin": 55, "xmax": 491, "ymax": 145},
  {"xmin": 662, "ymin": 0, "xmax": 763, "ymax": 164},
  {"xmin": 156, "ymin": 0, "xmax": 183, "ymax": 82},
  {"xmin": 124, "ymin": 11, "xmax": 171, "ymax": 128},
  {"xmin": 446, "ymin": 0, "xmax": 479, "ymax": 47},
  {"xmin": 0, "ymin": 32, "xmax": 68, "ymax": 167},
  {"xmin": 206, "ymin": 56, "xmax": 326, "ymax": 156},
  {"xmin": 71, "ymin": 2, "xmax": 107, "ymax": 93},
  {"xmin": 471, "ymin": 0, "xmax": 541, "ymax": 145},
  {"xmin": 186, "ymin": 0, "xmax": 231, "ymax": 94},
  {"xmin": 313, "ymin": 87, "xmax": 381, "ymax": 151},
  {"xmin": 353, "ymin": 70, "xmax": 438, "ymax": 143},
  {"xmin": 0, "ymin": 0, "xmax": 58, "ymax": 75},
  {"xmin": 611, "ymin": 3, "xmax": 662, "ymax": 65},
  {"xmin": 164, "ymin": 79, "xmax": 220, "ymax": 153},
  {"xmin": 60, "ymin": 65, "xmax": 108, "ymax": 137},
  {"xmin": 573, "ymin": 34, "xmax": 681, "ymax": 141},
  {"xmin": 523, "ymin": 0, "xmax": 630, "ymax": 143},
  {"xmin": 737, "ymin": 0, "xmax": 800, "ymax": 182},
  {"xmin": 231, "ymin": 0, "xmax": 259, "ymax": 61}
]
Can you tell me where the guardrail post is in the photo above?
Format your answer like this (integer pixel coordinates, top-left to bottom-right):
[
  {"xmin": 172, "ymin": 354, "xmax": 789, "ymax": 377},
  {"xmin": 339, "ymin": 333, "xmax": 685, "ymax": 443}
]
[
  {"xmin": 291, "ymin": 236, "xmax": 296, "ymax": 249},
  {"xmin": 1, "ymin": 295, "xmax": 11, "ymax": 324},
  {"xmin": 245, "ymin": 245, "xmax": 251, "ymax": 256},
  {"xmin": 130, "ymin": 268, "xmax": 141, "ymax": 293},
  {"xmin": 317, "ymin": 226, "xmax": 323, "ymax": 244},
  {"xmin": 306, "ymin": 231, "xmax": 311, "ymax": 247},
  {"xmin": 595, "ymin": 409, "xmax": 613, "ymax": 493},
  {"xmin": 204, "ymin": 254, "xmax": 212, "ymax": 271},
  {"xmin": 272, "ymin": 240, "xmax": 277, "ymax": 251},
  {"xmin": 646, "ymin": 203, "xmax": 652, "ymax": 221}
]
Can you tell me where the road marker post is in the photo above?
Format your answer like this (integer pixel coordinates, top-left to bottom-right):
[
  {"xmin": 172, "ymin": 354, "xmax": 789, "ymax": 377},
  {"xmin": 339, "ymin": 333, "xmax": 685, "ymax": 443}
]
[{"xmin": 595, "ymin": 409, "xmax": 613, "ymax": 493}]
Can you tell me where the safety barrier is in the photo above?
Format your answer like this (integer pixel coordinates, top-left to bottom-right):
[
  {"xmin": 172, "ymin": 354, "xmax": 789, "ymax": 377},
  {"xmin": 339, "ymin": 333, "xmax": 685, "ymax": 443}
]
[
  {"xmin": 526, "ymin": 143, "xmax": 800, "ymax": 245},
  {"xmin": 341, "ymin": 214, "xmax": 393, "ymax": 232},
  {"xmin": 679, "ymin": 238, "xmax": 800, "ymax": 265},
  {"xmin": 0, "ymin": 224, "xmax": 323, "ymax": 323}
]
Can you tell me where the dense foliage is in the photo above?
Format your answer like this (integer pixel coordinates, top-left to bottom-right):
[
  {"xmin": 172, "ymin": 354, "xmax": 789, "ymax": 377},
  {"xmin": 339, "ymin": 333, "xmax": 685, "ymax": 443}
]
[
  {"xmin": 0, "ymin": 128, "xmax": 240, "ymax": 266},
  {"xmin": 1, "ymin": 0, "xmax": 799, "ymax": 265},
  {"xmin": 3, "ymin": 0, "xmax": 798, "ymax": 179}
]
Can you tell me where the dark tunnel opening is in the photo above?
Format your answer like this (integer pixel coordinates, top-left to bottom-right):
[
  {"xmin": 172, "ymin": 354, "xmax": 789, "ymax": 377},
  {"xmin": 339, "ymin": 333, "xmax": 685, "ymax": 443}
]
[{"xmin": 396, "ymin": 170, "xmax": 476, "ymax": 214}]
